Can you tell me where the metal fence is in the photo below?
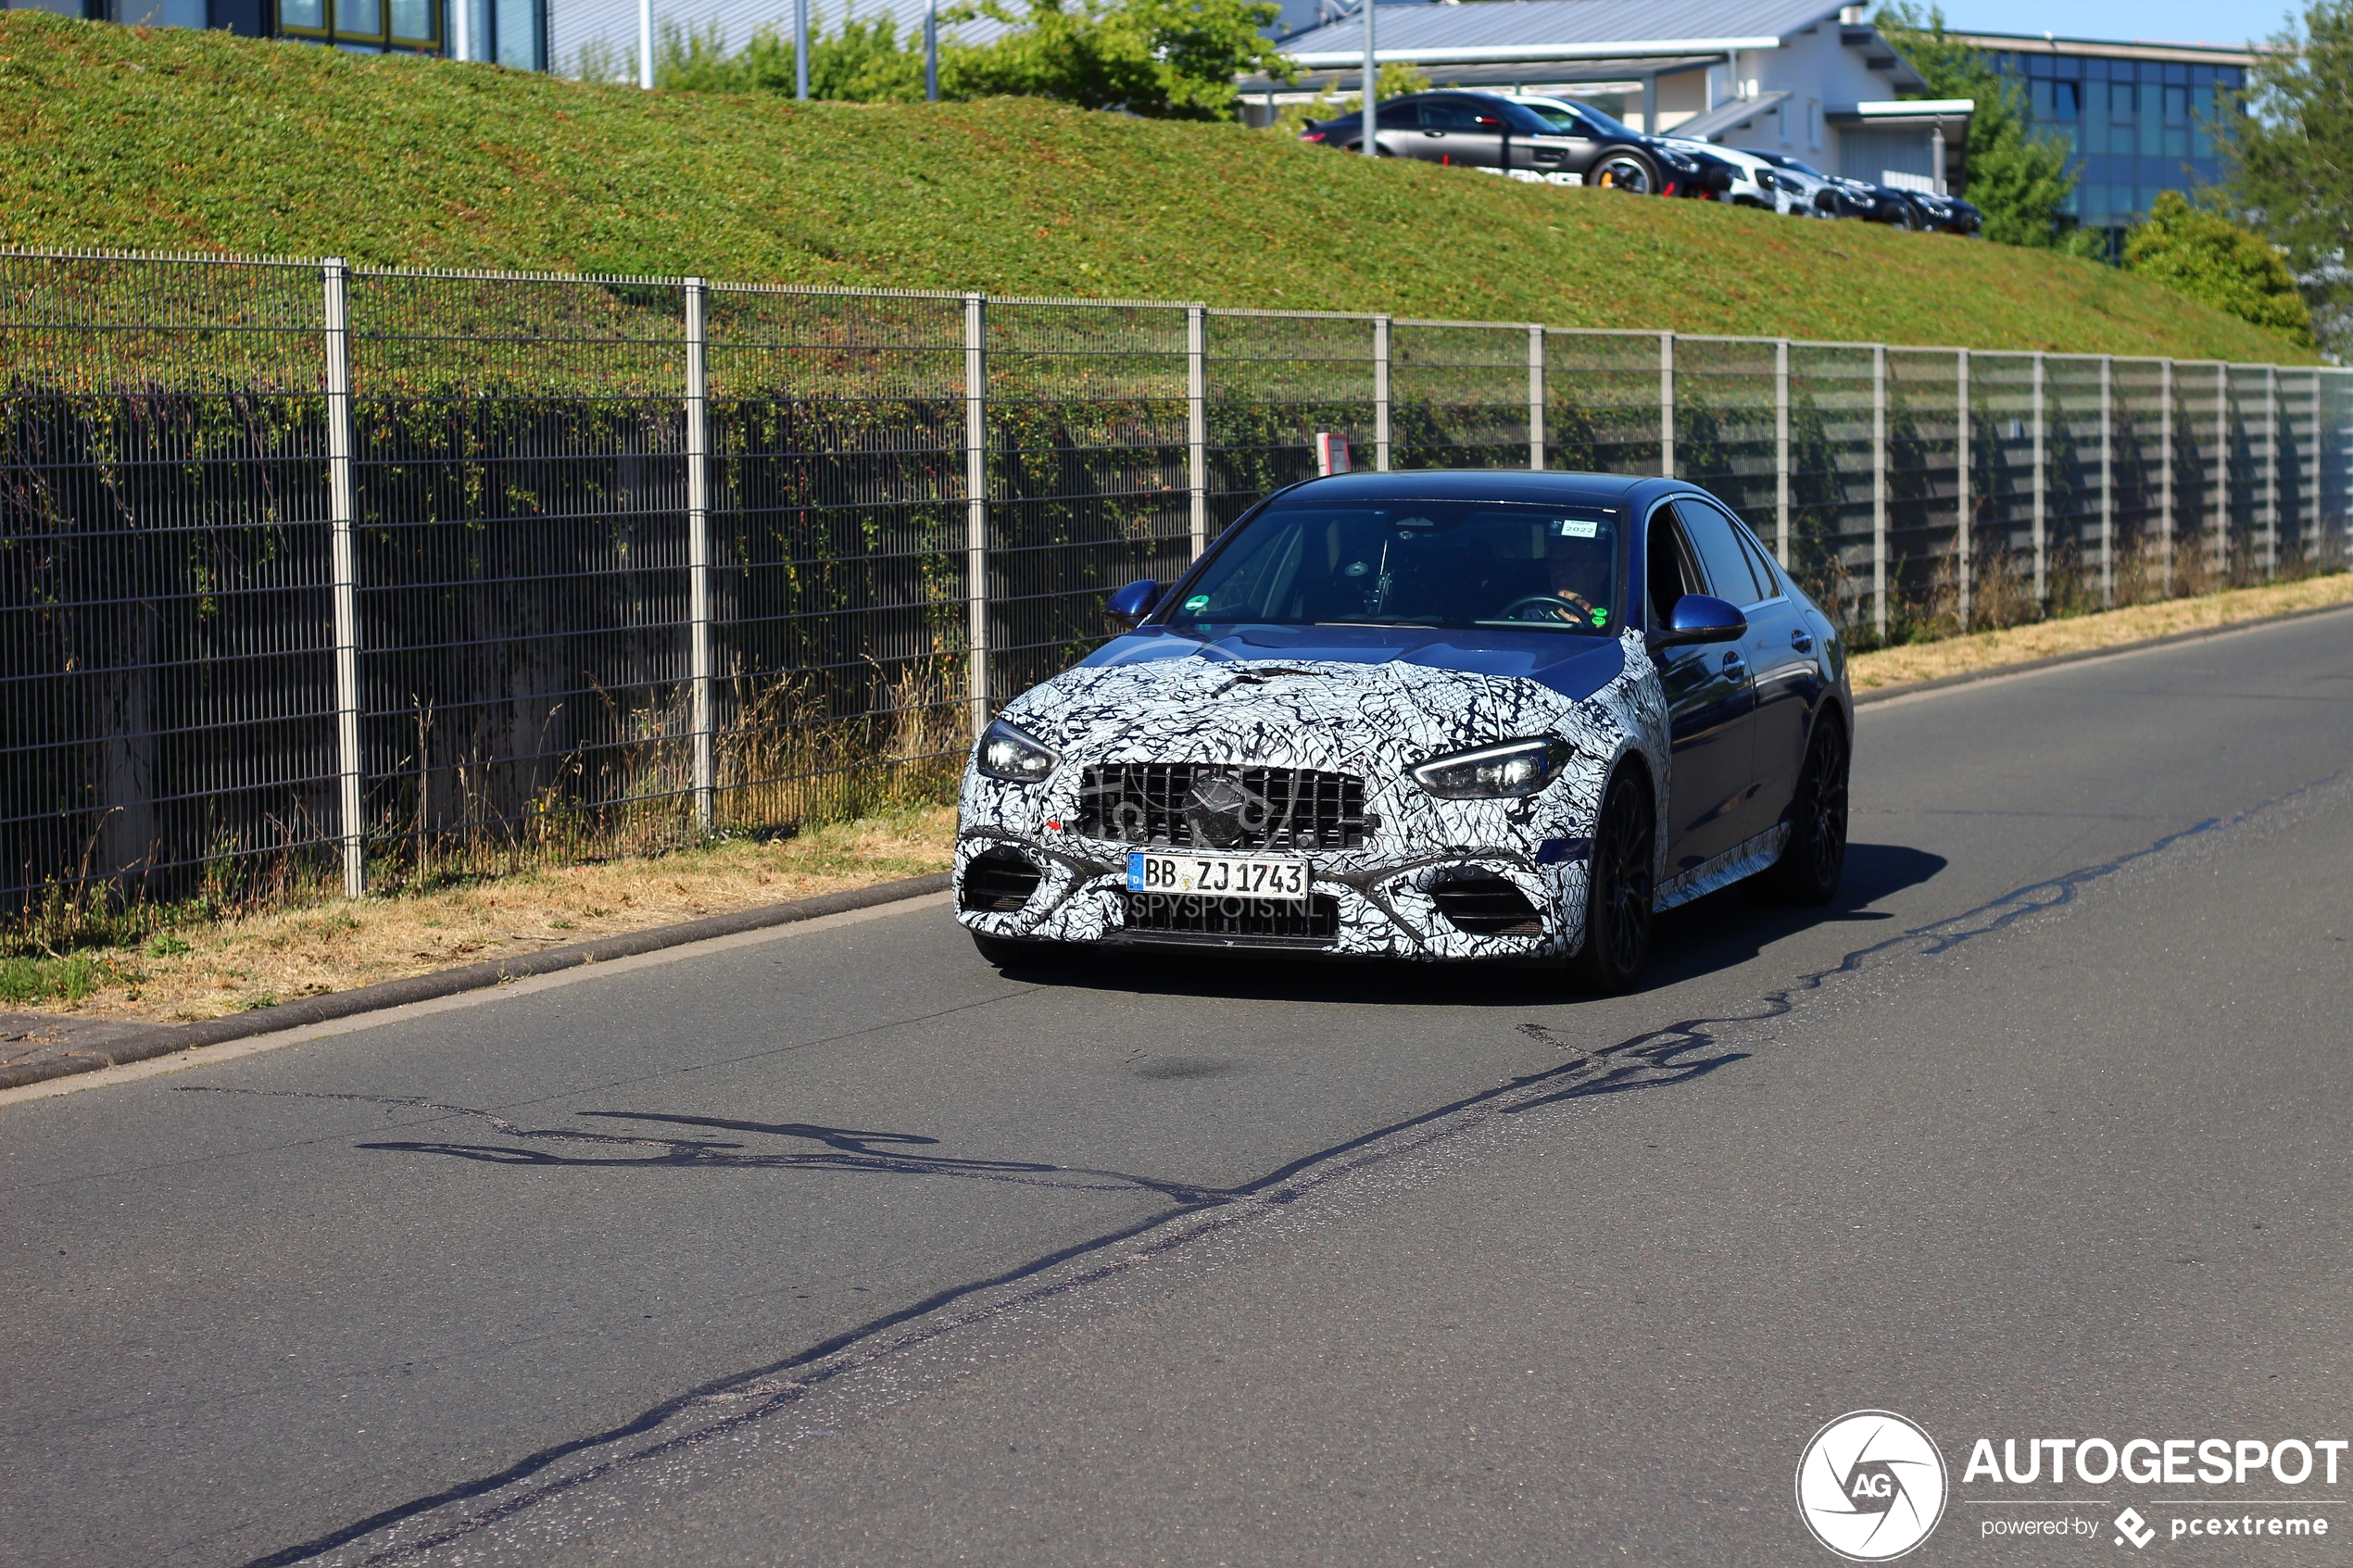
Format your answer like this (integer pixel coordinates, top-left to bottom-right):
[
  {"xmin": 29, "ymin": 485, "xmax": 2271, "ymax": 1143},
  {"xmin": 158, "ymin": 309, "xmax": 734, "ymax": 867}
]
[{"xmin": 6, "ymin": 248, "xmax": 2349, "ymax": 909}]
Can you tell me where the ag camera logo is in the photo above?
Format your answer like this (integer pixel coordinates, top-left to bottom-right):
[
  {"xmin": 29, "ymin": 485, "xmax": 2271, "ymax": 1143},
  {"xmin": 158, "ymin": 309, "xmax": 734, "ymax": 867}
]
[{"xmin": 1796, "ymin": 1410, "xmax": 1950, "ymax": 1562}]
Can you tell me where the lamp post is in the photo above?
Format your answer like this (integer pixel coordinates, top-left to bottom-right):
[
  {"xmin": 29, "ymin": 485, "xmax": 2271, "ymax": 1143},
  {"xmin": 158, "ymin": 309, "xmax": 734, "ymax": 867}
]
[
  {"xmin": 795, "ymin": 0, "xmax": 809, "ymax": 99},
  {"xmin": 1361, "ymin": 0, "xmax": 1377, "ymax": 157},
  {"xmin": 925, "ymin": 0, "xmax": 939, "ymax": 100},
  {"xmin": 638, "ymin": 0, "xmax": 653, "ymax": 88}
]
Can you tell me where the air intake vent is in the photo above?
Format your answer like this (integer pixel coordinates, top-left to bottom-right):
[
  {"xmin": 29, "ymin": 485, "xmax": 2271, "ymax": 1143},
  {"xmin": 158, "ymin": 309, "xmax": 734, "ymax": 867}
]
[
  {"xmin": 961, "ymin": 848, "xmax": 1042, "ymax": 912},
  {"xmin": 1428, "ymin": 870, "xmax": 1543, "ymax": 935},
  {"xmin": 1079, "ymin": 765, "xmax": 1366, "ymax": 851}
]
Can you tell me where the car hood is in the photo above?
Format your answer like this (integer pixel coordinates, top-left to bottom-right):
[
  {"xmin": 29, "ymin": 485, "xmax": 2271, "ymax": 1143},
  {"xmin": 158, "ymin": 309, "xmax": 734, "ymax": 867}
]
[{"xmin": 1000, "ymin": 627, "xmax": 1629, "ymax": 777}]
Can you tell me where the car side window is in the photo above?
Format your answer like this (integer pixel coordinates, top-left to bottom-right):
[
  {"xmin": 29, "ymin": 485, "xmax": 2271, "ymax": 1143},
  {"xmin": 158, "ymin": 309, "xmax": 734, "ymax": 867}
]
[
  {"xmin": 1369, "ymin": 100, "xmax": 1422, "ymax": 129},
  {"xmin": 1420, "ymin": 100, "xmax": 1485, "ymax": 130},
  {"xmin": 1731, "ymin": 523, "xmax": 1782, "ymax": 599},
  {"xmin": 1646, "ymin": 507, "xmax": 1698, "ymax": 628},
  {"xmin": 1671, "ymin": 498, "xmax": 1767, "ymax": 606}
]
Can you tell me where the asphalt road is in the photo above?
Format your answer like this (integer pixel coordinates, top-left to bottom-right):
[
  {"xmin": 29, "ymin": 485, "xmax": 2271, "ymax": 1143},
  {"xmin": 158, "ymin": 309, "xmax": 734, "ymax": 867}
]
[{"xmin": 6, "ymin": 608, "xmax": 2353, "ymax": 1568}]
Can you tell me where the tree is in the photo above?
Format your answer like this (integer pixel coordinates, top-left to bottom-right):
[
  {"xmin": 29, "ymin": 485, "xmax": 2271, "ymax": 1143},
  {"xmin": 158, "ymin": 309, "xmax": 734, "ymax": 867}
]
[
  {"xmin": 656, "ymin": 0, "xmax": 1293, "ymax": 121},
  {"xmin": 1877, "ymin": 4, "xmax": 2081, "ymax": 249},
  {"xmin": 2125, "ymin": 192, "xmax": 2317, "ymax": 345},
  {"xmin": 2221, "ymin": 0, "xmax": 2353, "ymax": 355}
]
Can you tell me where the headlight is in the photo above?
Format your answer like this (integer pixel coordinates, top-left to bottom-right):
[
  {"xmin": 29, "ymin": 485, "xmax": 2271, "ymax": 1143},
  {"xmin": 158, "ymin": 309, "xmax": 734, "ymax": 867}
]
[
  {"xmin": 1658, "ymin": 150, "xmax": 1698, "ymax": 171},
  {"xmin": 1411, "ymin": 737, "xmax": 1573, "ymax": 799},
  {"xmin": 976, "ymin": 719, "xmax": 1058, "ymax": 784}
]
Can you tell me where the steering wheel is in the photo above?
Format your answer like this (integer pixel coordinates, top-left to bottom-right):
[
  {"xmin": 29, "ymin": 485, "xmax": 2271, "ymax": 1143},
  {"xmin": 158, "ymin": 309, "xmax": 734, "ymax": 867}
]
[{"xmin": 1494, "ymin": 594, "xmax": 1592, "ymax": 626}]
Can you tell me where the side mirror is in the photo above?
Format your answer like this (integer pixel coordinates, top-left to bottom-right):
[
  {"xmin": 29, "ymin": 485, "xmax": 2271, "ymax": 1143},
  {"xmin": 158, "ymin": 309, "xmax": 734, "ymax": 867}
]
[
  {"xmin": 1649, "ymin": 593, "xmax": 1747, "ymax": 650},
  {"xmin": 1105, "ymin": 578, "xmax": 1161, "ymax": 630}
]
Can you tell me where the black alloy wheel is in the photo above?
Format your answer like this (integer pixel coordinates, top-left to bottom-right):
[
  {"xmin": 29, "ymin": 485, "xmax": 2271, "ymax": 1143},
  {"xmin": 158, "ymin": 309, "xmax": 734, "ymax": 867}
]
[
  {"xmin": 1567, "ymin": 768, "xmax": 1656, "ymax": 993},
  {"xmin": 1769, "ymin": 715, "xmax": 1849, "ymax": 905},
  {"xmin": 1591, "ymin": 151, "xmax": 1657, "ymax": 194}
]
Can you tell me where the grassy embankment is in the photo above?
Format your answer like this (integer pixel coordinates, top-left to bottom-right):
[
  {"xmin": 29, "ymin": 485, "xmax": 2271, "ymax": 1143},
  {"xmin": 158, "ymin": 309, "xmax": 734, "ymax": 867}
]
[{"xmin": 0, "ymin": 10, "xmax": 2321, "ymax": 359}]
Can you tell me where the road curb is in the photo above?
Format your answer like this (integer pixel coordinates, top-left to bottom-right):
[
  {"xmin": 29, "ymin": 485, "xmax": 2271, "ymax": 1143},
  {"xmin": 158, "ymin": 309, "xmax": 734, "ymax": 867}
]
[
  {"xmin": 0, "ymin": 872, "xmax": 951, "ymax": 1092},
  {"xmin": 1852, "ymin": 596, "xmax": 2353, "ymax": 708}
]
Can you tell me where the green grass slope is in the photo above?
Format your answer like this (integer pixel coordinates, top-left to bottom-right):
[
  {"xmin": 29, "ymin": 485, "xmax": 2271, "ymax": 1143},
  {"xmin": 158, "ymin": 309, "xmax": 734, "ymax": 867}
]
[{"xmin": 0, "ymin": 12, "xmax": 2314, "ymax": 362}]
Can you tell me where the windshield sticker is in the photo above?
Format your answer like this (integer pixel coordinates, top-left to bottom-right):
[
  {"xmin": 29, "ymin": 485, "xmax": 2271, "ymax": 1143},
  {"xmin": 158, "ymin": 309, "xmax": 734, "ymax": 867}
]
[
  {"xmin": 1184, "ymin": 594, "xmax": 1210, "ymax": 610},
  {"xmin": 1557, "ymin": 519, "xmax": 1600, "ymax": 538}
]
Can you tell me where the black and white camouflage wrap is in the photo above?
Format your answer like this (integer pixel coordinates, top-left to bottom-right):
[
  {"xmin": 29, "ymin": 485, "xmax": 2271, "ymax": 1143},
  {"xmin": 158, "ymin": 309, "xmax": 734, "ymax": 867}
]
[{"xmin": 954, "ymin": 628, "xmax": 1674, "ymax": 960}]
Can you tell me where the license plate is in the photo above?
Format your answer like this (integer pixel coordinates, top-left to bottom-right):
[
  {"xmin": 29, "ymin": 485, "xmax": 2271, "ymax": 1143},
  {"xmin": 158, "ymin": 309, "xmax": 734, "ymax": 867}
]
[{"xmin": 1126, "ymin": 852, "xmax": 1310, "ymax": 901}]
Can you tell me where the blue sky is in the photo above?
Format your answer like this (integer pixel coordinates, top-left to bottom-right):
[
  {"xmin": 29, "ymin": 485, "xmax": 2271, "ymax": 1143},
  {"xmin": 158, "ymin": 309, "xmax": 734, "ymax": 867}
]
[{"xmin": 1943, "ymin": 0, "xmax": 2299, "ymax": 46}]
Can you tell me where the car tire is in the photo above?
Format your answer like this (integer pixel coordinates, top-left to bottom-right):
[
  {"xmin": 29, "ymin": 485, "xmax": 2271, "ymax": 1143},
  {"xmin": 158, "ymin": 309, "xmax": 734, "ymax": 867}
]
[
  {"xmin": 1567, "ymin": 766, "xmax": 1656, "ymax": 994},
  {"xmin": 1768, "ymin": 714, "xmax": 1849, "ymax": 906},
  {"xmin": 971, "ymin": 931, "xmax": 1075, "ymax": 969},
  {"xmin": 1590, "ymin": 150, "xmax": 1658, "ymax": 194}
]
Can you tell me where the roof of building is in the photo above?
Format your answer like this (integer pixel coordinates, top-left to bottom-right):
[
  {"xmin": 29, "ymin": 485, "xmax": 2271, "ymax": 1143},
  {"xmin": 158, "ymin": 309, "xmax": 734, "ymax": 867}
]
[{"xmin": 1945, "ymin": 30, "xmax": 2259, "ymax": 66}]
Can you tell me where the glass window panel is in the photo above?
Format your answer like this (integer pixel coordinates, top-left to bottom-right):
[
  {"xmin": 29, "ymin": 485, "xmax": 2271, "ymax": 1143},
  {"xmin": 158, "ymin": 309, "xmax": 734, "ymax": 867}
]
[
  {"xmin": 2029, "ymin": 53, "xmax": 2052, "ymax": 76},
  {"xmin": 493, "ymin": 0, "xmax": 537, "ymax": 69},
  {"xmin": 336, "ymin": 0, "xmax": 380, "ymax": 35},
  {"xmin": 2054, "ymin": 81, "xmax": 2079, "ymax": 119},
  {"xmin": 2164, "ymin": 84, "xmax": 2186, "ymax": 125},
  {"xmin": 2112, "ymin": 82, "xmax": 2135, "ymax": 125},
  {"xmin": 2057, "ymin": 56, "xmax": 2081, "ymax": 79},
  {"xmin": 388, "ymin": 0, "xmax": 434, "ymax": 41},
  {"xmin": 280, "ymin": 0, "xmax": 324, "ymax": 27}
]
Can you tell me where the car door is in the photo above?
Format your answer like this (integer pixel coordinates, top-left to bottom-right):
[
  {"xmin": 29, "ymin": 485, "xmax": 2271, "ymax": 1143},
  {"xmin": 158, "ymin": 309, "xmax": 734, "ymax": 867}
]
[
  {"xmin": 1675, "ymin": 497, "xmax": 1816, "ymax": 846},
  {"xmin": 1645, "ymin": 501, "xmax": 1756, "ymax": 875},
  {"xmin": 1413, "ymin": 97, "xmax": 1504, "ymax": 169},
  {"xmin": 1364, "ymin": 96, "xmax": 1423, "ymax": 157}
]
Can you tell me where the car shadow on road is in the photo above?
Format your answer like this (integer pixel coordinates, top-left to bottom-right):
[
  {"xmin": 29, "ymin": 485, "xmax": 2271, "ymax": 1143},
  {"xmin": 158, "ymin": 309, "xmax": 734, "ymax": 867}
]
[{"xmin": 988, "ymin": 841, "xmax": 1947, "ymax": 1008}]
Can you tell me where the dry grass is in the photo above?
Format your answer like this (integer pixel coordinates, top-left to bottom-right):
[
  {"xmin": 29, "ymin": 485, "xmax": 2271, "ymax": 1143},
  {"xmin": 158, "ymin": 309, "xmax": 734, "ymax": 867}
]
[
  {"xmin": 33, "ymin": 805, "xmax": 953, "ymax": 1024},
  {"xmin": 1849, "ymin": 574, "xmax": 2353, "ymax": 693}
]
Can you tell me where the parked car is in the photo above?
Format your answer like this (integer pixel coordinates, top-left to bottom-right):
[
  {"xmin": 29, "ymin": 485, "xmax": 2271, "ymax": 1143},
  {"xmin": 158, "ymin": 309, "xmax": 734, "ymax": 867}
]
[
  {"xmin": 1901, "ymin": 188, "xmax": 1983, "ymax": 235},
  {"xmin": 1657, "ymin": 139, "xmax": 1783, "ymax": 210},
  {"xmin": 1741, "ymin": 152, "xmax": 1868, "ymax": 219},
  {"xmin": 1301, "ymin": 92, "xmax": 1730, "ymax": 198},
  {"xmin": 1828, "ymin": 175, "xmax": 1926, "ymax": 227},
  {"xmin": 953, "ymin": 470, "xmax": 1852, "ymax": 993}
]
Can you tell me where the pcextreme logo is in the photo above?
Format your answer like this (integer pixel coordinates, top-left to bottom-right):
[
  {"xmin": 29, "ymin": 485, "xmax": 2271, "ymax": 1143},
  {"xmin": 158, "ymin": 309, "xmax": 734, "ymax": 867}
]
[{"xmin": 1797, "ymin": 1411, "xmax": 1951, "ymax": 1562}]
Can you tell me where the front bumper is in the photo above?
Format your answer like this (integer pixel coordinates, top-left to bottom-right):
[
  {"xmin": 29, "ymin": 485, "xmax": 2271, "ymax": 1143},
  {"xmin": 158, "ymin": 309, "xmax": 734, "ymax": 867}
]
[{"xmin": 953, "ymin": 829, "xmax": 1592, "ymax": 960}]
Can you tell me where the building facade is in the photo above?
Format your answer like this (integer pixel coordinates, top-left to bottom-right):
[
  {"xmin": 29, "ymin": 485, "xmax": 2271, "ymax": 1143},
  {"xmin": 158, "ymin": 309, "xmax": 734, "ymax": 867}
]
[{"xmin": 1953, "ymin": 31, "xmax": 2252, "ymax": 246}]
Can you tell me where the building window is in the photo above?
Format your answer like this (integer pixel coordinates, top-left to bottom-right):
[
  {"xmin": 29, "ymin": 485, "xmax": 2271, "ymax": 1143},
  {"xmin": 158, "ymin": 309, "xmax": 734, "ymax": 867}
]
[
  {"xmin": 1806, "ymin": 97, "xmax": 1822, "ymax": 150},
  {"xmin": 279, "ymin": 0, "xmax": 441, "ymax": 52}
]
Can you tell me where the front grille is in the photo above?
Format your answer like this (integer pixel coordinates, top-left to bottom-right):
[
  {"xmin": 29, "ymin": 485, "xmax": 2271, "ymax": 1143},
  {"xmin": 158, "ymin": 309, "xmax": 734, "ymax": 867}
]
[
  {"xmin": 1079, "ymin": 764, "xmax": 1366, "ymax": 851},
  {"xmin": 960, "ymin": 847, "xmax": 1042, "ymax": 912},
  {"xmin": 1428, "ymin": 870, "xmax": 1544, "ymax": 935},
  {"xmin": 1123, "ymin": 892, "xmax": 1340, "ymax": 943}
]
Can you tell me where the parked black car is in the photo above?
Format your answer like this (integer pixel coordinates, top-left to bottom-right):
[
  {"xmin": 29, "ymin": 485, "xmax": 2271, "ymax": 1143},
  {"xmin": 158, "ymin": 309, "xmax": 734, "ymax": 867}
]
[
  {"xmin": 1901, "ymin": 189, "xmax": 1982, "ymax": 235},
  {"xmin": 1301, "ymin": 92, "xmax": 1732, "ymax": 199}
]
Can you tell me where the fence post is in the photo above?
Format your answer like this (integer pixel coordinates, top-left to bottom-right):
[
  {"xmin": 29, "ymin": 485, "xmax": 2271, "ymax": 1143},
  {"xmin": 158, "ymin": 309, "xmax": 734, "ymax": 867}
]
[
  {"xmin": 2158, "ymin": 358, "xmax": 2174, "ymax": 597},
  {"xmin": 684, "ymin": 278, "xmax": 713, "ymax": 834},
  {"xmin": 321, "ymin": 258, "xmax": 366, "ymax": 900},
  {"xmin": 2099, "ymin": 355, "xmax": 2114, "ymax": 608},
  {"xmin": 1871, "ymin": 343, "xmax": 1887, "ymax": 642},
  {"xmin": 964, "ymin": 293, "xmax": 989, "ymax": 740},
  {"xmin": 2032, "ymin": 351, "xmax": 2048, "ymax": 608},
  {"xmin": 2214, "ymin": 363, "xmax": 2230, "ymax": 583},
  {"xmin": 1527, "ymin": 323, "xmax": 1545, "ymax": 472},
  {"xmin": 1775, "ymin": 338, "xmax": 1791, "ymax": 565},
  {"xmin": 1956, "ymin": 347, "xmax": 1970, "ymax": 631},
  {"xmin": 1659, "ymin": 332, "xmax": 1676, "ymax": 479},
  {"xmin": 2265, "ymin": 364, "xmax": 2279, "ymax": 580},
  {"xmin": 1373, "ymin": 315, "xmax": 1391, "ymax": 471},
  {"xmin": 1187, "ymin": 305, "xmax": 1208, "ymax": 560}
]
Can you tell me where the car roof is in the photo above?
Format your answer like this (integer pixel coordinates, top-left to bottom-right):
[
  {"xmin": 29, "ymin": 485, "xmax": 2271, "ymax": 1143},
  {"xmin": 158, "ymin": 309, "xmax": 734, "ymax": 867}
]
[{"xmin": 1273, "ymin": 470, "xmax": 1646, "ymax": 508}]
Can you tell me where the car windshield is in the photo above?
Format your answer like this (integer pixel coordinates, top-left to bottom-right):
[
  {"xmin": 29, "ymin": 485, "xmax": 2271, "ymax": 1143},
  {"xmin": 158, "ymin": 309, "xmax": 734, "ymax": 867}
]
[
  {"xmin": 1774, "ymin": 156, "xmax": 1826, "ymax": 178},
  {"xmin": 1165, "ymin": 499, "xmax": 1623, "ymax": 636}
]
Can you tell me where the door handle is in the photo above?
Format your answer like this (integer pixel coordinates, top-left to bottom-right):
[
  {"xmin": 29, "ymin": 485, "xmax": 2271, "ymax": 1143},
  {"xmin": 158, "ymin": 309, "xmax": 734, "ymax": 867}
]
[
  {"xmin": 1424, "ymin": 131, "xmax": 1445, "ymax": 138},
  {"xmin": 1789, "ymin": 629, "xmax": 1814, "ymax": 653},
  {"xmin": 1721, "ymin": 650, "xmax": 1747, "ymax": 676}
]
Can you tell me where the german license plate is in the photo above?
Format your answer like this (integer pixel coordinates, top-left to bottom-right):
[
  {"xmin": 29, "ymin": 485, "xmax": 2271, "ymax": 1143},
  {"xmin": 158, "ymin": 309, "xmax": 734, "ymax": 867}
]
[{"xmin": 1126, "ymin": 852, "xmax": 1309, "ymax": 901}]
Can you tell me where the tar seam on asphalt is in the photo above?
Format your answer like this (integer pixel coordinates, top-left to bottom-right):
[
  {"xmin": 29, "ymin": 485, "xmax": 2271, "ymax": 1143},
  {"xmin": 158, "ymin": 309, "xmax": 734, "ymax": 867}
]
[{"xmin": 204, "ymin": 766, "xmax": 2350, "ymax": 1568}]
